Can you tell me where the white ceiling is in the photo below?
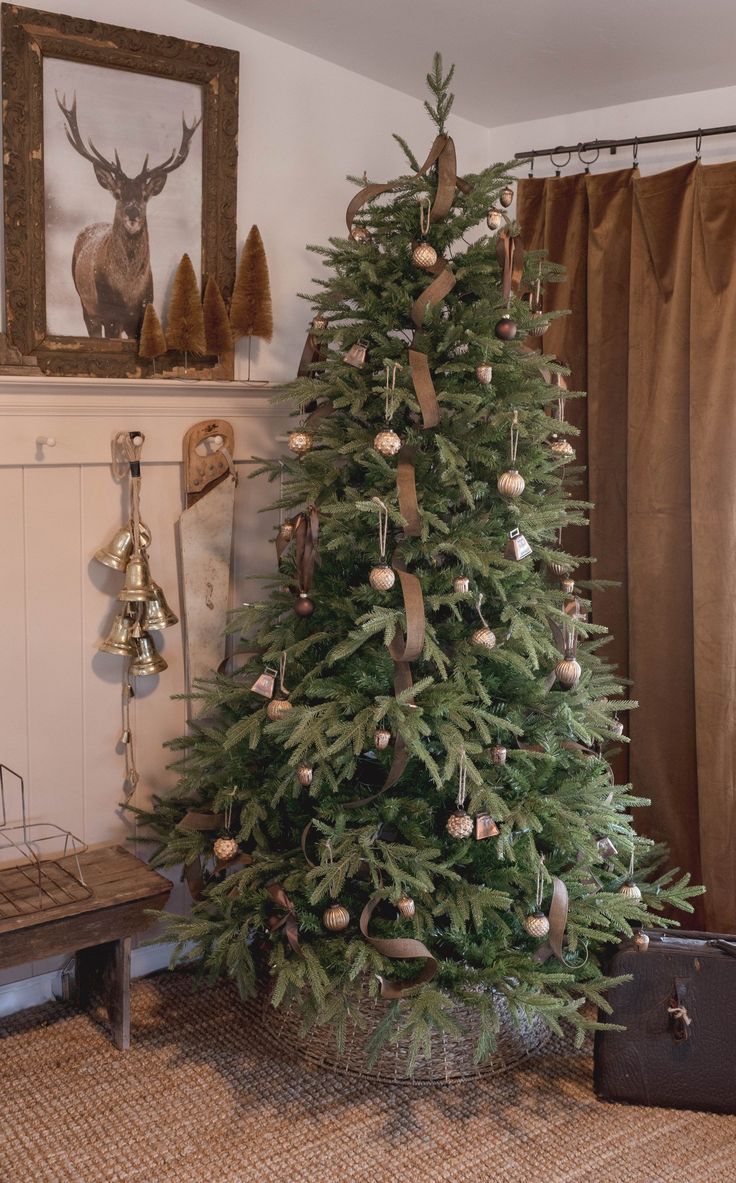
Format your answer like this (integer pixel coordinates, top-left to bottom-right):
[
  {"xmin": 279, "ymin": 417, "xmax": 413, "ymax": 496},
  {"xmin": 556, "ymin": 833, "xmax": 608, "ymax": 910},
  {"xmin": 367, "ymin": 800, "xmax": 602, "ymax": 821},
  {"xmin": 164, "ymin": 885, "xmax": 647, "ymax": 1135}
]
[{"xmin": 189, "ymin": 0, "xmax": 736, "ymax": 128}]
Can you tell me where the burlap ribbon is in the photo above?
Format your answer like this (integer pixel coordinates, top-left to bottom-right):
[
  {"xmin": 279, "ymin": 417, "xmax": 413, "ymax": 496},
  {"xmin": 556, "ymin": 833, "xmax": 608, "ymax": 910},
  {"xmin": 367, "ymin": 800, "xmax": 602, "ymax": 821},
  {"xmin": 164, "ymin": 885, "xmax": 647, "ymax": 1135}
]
[
  {"xmin": 496, "ymin": 228, "xmax": 525, "ymax": 302},
  {"xmin": 408, "ymin": 348, "xmax": 441, "ymax": 430},
  {"xmin": 294, "ymin": 505, "xmax": 319, "ymax": 594},
  {"xmin": 397, "ymin": 446, "xmax": 422, "ymax": 537},
  {"xmin": 533, "ymin": 876, "xmax": 569, "ymax": 965},
  {"xmin": 178, "ymin": 809, "xmax": 226, "ymax": 831},
  {"xmin": 360, "ymin": 893, "xmax": 438, "ymax": 997},
  {"xmin": 266, "ymin": 882, "xmax": 303, "ymax": 958}
]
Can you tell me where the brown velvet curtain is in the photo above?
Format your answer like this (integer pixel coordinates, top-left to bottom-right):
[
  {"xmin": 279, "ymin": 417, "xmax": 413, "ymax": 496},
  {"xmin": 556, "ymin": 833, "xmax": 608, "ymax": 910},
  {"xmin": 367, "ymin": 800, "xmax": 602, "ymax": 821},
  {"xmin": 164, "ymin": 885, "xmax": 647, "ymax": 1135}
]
[{"xmin": 518, "ymin": 162, "xmax": 736, "ymax": 932}]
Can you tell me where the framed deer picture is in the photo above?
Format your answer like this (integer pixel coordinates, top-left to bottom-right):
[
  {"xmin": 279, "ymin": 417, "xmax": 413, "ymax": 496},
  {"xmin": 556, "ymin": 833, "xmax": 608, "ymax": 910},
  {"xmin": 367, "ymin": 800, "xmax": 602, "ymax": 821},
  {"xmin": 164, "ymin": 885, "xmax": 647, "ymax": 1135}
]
[{"xmin": 1, "ymin": 4, "xmax": 238, "ymax": 377}]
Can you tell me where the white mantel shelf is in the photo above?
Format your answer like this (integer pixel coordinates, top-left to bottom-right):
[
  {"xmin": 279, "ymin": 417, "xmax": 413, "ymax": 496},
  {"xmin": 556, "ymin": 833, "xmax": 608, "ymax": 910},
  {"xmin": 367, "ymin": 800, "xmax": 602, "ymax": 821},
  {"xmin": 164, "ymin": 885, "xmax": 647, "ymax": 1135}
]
[{"xmin": 0, "ymin": 375, "xmax": 291, "ymax": 466}]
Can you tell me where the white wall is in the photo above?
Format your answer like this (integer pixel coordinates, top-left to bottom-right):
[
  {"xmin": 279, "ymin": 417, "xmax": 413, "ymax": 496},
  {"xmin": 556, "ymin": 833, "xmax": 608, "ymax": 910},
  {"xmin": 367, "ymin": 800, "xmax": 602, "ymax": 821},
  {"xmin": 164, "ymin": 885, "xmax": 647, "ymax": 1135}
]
[
  {"xmin": 489, "ymin": 82, "xmax": 736, "ymax": 177},
  {"xmin": 0, "ymin": 2, "xmax": 490, "ymax": 1009}
]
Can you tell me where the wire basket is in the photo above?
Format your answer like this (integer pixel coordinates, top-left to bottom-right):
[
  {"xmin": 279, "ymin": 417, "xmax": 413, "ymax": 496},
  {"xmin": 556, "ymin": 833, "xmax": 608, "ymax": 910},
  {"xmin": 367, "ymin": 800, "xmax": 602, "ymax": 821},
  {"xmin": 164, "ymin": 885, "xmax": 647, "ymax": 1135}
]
[
  {"xmin": 0, "ymin": 764, "xmax": 91, "ymax": 916},
  {"xmin": 255, "ymin": 974, "xmax": 551, "ymax": 1085}
]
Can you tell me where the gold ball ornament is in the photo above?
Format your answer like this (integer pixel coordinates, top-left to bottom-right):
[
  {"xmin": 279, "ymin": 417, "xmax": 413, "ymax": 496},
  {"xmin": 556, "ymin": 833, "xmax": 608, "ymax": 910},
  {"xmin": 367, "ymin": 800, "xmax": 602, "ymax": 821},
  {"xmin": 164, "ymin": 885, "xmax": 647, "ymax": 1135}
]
[
  {"xmin": 350, "ymin": 225, "xmax": 370, "ymax": 243},
  {"xmin": 499, "ymin": 185, "xmax": 514, "ymax": 208},
  {"xmin": 266, "ymin": 698, "xmax": 293, "ymax": 721},
  {"xmin": 412, "ymin": 241, "xmax": 438, "ymax": 270},
  {"xmin": 397, "ymin": 895, "xmax": 416, "ymax": 919},
  {"xmin": 475, "ymin": 363, "xmax": 494, "ymax": 384},
  {"xmin": 495, "ymin": 315, "xmax": 518, "ymax": 341},
  {"xmin": 374, "ymin": 727, "xmax": 391, "ymax": 750},
  {"xmin": 446, "ymin": 810, "xmax": 474, "ymax": 840},
  {"xmin": 472, "ymin": 627, "xmax": 497, "ymax": 650},
  {"xmin": 486, "ymin": 208, "xmax": 504, "ymax": 231},
  {"xmin": 323, "ymin": 903, "xmax": 350, "ymax": 932},
  {"xmin": 213, "ymin": 836, "xmax": 239, "ymax": 862},
  {"xmin": 288, "ymin": 430, "xmax": 313, "ymax": 456},
  {"xmin": 374, "ymin": 428, "xmax": 402, "ymax": 457},
  {"xmin": 550, "ymin": 435, "xmax": 575, "ymax": 458},
  {"xmin": 311, "ymin": 314, "xmax": 329, "ymax": 331},
  {"xmin": 497, "ymin": 468, "xmax": 526, "ymax": 498},
  {"xmin": 619, "ymin": 880, "xmax": 642, "ymax": 901},
  {"xmin": 523, "ymin": 911, "xmax": 550, "ymax": 939},
  {"xmin": 633, "ymin": 930, "xmax": 650, "ymax": 951},
  {"xmin": 297, "ymin": 764, "xmax": 314, "ymax": 786},
  {"xmin": 491, "ymin": 744, "xmax": 507, "ymax": 765},
  {"xmin": 278, "ymin": 521, "xmax": 294, "ymax": 543},
  {"xmin": 369, "ymin": 564, "xmax": 396, "ymax": 591},
  {"xmin": 555, "ymin": 653, "xmax": 582, "ymax": 689},
  {"xmin": 453, "ymin": 575, "xmax": 470, "ymax": 594}
]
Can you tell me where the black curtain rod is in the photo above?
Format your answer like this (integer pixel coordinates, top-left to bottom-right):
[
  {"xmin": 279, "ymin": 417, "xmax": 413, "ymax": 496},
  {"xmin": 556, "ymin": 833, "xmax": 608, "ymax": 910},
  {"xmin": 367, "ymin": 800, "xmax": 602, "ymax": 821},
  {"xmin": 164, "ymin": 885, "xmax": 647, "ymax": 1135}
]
[{"xmin": 514, "ymin": 123, "xmax": 736, "ymax": 162}]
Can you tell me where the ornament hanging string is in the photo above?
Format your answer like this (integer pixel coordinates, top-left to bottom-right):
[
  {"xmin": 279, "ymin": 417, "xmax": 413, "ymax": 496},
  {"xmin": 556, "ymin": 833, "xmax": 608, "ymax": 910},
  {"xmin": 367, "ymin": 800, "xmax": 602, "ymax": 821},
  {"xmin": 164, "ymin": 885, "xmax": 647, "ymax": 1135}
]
[
  {"xmin": 510, "ymin": 410, "xmax": 520, "ymax": 466},
  {"xmin": 418, "ymin": 194, "xmax": 432, "ymax": 237},
  {"xmin": 121, "ymin": 674, "xmax": 139, "ymax": 795},
  {"xmin": 384, "ymin": 361, "xmax": 402, "ymax": 421},
  {"xmin": 476, "ymin": 593, "xmax": 491, "ymax": 631},
  {"xmin": 456, "ymin": 749, "xmax": 468, "ymax": 810},
  {"xmin": 372, "ymin": 497, "xmax": 390, "ymax": 561}
]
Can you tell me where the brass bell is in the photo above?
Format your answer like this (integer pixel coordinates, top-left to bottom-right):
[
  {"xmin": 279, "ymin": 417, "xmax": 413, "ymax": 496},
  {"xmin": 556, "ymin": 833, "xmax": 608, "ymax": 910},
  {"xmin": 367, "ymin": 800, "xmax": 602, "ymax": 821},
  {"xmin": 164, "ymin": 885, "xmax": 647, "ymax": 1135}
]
[
  {"xmin": 129, "ymin": 631, "xmax": 168, "ymax": 676},
  {"xmin": 251, "ymin": 666, "xmax": 277, "ymax": 698},
  {"xmin": 343, "ymin": 340, "xmax": 368, "ymax": 368},
  {"xmin": 98, "ymin": 607, "xmax": 137, "ymax": 657},
  {"xmin": 118, "ymin": 554, "xmax": 156, "ymax": 602},
  {"xmin": 504, "ymin": 528, "xmax": 533, "ymax": 561},
  {"xmin": 142, "ymin": 583, "xmax": 178, "ymax": 631},
  {"xmin": 94, "ymin": 521, "xmax": 151, "ymax": 571}
]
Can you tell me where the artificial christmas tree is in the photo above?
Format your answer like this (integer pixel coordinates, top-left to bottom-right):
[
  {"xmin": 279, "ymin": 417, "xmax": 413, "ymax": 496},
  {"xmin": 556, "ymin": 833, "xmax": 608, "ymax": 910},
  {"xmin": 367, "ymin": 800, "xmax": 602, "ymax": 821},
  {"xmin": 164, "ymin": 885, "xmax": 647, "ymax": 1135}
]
[{"xmin": 138, "ymin": 57, "xmax": 700, "ymax": 1076}]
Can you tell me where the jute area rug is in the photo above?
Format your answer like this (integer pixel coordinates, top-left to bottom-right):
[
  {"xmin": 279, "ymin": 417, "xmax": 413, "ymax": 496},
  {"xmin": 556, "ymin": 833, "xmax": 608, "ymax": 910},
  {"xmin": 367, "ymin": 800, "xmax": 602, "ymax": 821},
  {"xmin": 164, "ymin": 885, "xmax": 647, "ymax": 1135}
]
[{"xmin": 0, "ymin": 971, "xmax": 733, "ymax": 1183}]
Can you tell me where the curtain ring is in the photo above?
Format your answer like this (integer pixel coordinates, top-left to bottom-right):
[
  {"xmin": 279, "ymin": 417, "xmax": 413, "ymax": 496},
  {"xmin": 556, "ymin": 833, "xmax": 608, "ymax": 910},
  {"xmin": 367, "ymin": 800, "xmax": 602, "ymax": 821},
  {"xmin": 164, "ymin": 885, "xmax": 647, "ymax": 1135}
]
[
  {"xmin": 549, "ymin": 148, "xmax": 571, "ymax": 177},
  {"xmin": 695, "ymin": 130, "xmax": 702, "ymax": 160},
  {"xmin": 578, "ymin": 145, "xmax": 599, "ymax": 174},
  {"xmin": 632, "ymin": 137, "xmax": 639, "ymax": 170}
]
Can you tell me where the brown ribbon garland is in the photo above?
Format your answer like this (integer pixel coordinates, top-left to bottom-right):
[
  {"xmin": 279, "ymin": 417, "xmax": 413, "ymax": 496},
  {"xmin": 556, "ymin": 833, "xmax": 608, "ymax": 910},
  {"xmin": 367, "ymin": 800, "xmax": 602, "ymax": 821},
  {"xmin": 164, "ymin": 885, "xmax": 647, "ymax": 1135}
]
[
  {"xmin": 396, "ymin": 446, "xmax": 422, "ymax": 538},
  {"xmin": 360, "ymin": 893, "xmax": 437, "ymax": 997},
  {"xmin": 533, "ymin": 876, "xmax": 570, "ymax": 965},
  {"xmin": 266, "ymin": 882, "xmax": 304, "ymax": 958},
  {"xmin": 496, "ymin": 228, "xmax": 525, "ymax": 304},
  {"xmin": 294, "ymin": 505, "xmax": 320, "ymax": 595}
]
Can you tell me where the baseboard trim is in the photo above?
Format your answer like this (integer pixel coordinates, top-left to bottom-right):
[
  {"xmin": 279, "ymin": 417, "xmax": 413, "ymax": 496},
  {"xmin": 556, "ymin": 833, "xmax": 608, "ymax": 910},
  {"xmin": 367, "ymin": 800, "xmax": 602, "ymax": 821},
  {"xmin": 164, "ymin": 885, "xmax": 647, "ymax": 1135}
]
[{"xmin": 0, "ymin": 942, "xmax": 177, "ymax": 1018}]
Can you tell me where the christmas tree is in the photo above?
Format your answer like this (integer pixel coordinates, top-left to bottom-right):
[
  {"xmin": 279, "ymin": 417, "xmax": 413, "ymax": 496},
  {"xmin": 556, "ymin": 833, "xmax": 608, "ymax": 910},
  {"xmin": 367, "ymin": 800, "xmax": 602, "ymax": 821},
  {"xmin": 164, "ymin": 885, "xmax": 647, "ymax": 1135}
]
[
  {"xmin": 203, "ymin": 276, "xmax": 233, "ymax": 360},
  {"xmin": 138, "ymin": 302, "xmax": 167, "ymax": 373},
  {"xmin": 138, "ymin": 57, "xmax": 700, "ymax": 1071},
  {"xmin": 230, "ymin": 224, "xmax": 273, "ymax": 380},
  {"xmin": 166, "ymin": 253, "xmax": 206, "ymax": 369}
]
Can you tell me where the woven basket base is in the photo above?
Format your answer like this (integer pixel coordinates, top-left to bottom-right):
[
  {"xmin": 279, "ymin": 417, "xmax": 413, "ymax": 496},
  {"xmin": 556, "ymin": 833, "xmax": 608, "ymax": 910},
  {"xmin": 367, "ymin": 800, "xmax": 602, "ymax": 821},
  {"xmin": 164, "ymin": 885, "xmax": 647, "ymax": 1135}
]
[{"xmin": 256, "ymin": 976, "xmax": 551, "ymax": 1085}]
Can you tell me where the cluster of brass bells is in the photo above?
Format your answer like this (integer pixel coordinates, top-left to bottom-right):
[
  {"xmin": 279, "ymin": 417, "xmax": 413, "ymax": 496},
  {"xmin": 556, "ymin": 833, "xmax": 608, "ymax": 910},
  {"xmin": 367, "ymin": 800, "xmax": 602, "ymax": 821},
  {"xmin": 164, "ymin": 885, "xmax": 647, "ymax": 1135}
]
[{"xmin": 96, "ymin": 525, "xmax": 177, "ymax": 676}]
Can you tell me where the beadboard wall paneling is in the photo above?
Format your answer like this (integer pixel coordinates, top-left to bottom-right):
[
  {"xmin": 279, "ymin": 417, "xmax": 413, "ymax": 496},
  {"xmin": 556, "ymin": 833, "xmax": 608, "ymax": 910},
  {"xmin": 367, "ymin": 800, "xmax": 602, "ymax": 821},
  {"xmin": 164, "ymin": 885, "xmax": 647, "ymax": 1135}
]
[{"xmin": 0, "ymin": 380, "xmax": 289, "ymax": 988}]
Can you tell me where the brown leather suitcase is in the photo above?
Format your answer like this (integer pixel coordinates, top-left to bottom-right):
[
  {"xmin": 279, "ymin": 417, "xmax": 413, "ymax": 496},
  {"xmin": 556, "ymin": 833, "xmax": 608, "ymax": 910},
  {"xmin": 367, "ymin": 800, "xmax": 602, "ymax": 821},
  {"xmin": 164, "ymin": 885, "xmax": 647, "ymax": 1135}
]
[{"xmin": 594, "ymin": 929, "xmax": 736, "ymax": 1114}]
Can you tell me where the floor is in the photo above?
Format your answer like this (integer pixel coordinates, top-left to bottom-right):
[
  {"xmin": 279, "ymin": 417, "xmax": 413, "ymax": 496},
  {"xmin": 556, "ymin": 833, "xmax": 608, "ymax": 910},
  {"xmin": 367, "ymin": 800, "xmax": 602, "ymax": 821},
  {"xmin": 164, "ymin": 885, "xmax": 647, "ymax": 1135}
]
[{"xmin": 0, "ymin": 971, "xmax": 733, "ymax": 1183}]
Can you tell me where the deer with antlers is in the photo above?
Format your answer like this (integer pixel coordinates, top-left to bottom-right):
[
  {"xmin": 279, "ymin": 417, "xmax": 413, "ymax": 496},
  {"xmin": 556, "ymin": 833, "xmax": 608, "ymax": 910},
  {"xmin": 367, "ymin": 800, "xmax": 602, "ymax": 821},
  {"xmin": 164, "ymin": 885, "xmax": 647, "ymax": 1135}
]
[{"xmin": 56, "ymin": 93, "xmax": 202, "ymax": 339}]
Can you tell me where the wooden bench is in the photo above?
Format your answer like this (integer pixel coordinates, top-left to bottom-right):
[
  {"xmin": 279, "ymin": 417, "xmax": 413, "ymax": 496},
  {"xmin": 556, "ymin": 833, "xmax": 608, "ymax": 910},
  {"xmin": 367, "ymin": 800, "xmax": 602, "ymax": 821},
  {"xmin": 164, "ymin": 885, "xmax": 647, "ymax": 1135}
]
[{"xmin": 0, "ymin": 844, "xmax": 172, "ymax": 1049}]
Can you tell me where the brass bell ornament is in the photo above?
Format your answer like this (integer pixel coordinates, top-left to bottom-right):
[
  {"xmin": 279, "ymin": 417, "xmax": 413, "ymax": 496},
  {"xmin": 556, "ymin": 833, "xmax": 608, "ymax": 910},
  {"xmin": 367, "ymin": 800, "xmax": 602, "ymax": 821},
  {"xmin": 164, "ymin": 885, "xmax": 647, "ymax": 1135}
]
[
  {"xmin": 98, "ymin": 607, "xmax": 137, "ymax": 657},
  {"xmin": 343, "ymin": 339, "xmax": 368, "ymax": 368},
  {"xmin": 143, "ymin": 583, "xmax": 178, "ymax": 631},
  {"xmin": 118, "ymin": 553, "xmax": 156, "ymax": 603},
  {"xmin": 95, "ymin": 521, "xmax": 152, "ymax": 571},
  {"xmin": 129, "ymin": 631, "xmax": 167, "ymax": 677},
  {"xmin": 505, "ymin": 528, "xmax": 533, "ymax": 561}
]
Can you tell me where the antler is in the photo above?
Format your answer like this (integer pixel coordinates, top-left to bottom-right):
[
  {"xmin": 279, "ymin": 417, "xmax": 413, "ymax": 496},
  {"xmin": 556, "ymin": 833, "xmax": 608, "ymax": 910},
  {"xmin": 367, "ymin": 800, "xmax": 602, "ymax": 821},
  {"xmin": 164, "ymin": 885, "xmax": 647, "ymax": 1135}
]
[
  {"xmin": 55, "ymin": 91, "xmax": 123, "ymax": 178},
  {"xmin": 138, "ymin": 113, "xmax": 203, "ymax": 181}
]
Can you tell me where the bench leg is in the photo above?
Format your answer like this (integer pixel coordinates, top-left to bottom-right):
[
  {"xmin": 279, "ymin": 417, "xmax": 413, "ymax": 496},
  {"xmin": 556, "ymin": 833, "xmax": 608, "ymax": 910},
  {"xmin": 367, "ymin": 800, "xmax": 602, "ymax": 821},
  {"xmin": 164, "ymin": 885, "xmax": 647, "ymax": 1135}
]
[{"xmin": 74, "ymin": 937, "xmax": 131, "ymax": 1051}]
